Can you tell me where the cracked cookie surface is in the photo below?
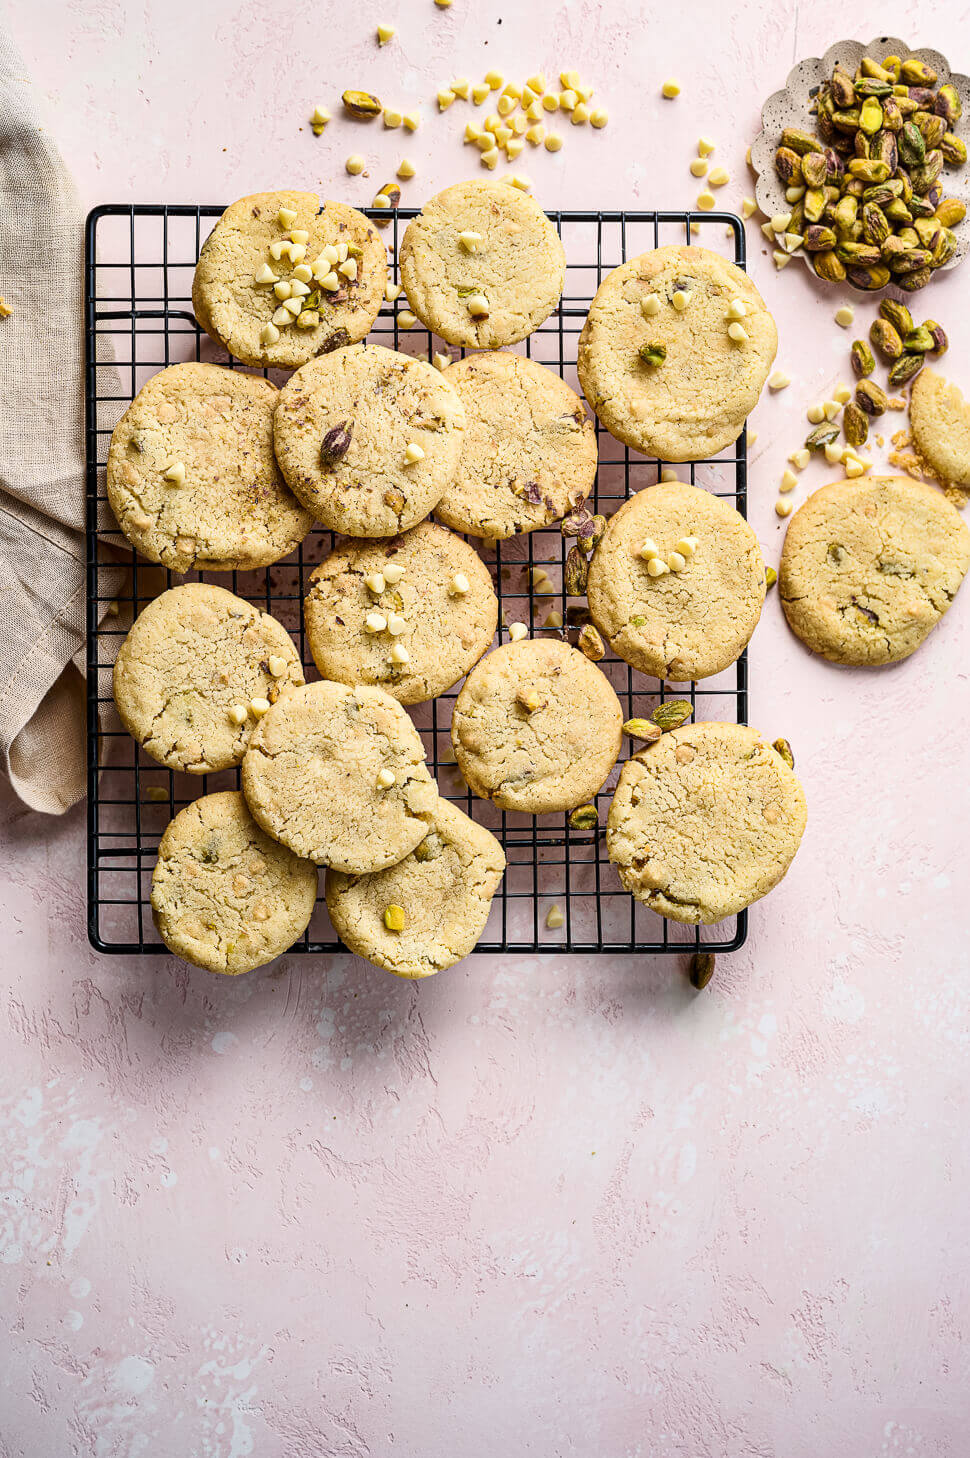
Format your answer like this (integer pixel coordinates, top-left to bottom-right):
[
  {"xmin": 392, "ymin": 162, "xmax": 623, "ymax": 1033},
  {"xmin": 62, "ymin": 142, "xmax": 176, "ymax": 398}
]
[
  {"xmin": 909, "ymin": 367, "xmax": 970, "ymax": 496},
  {"xmin": 325, "ymin": 798, "xmax": 506, "ymax": 977},
  {"xmin": 779, "ymin": 475, "xmax": 970, "ymax": 666},
  {"xmin": 241, "ymin": 680, "xmax": 438, "ymax": 871},
  {"xmin": 151, "ymin": 791, "xmax": 318, "ymax": 974},
  {"xmin": 106, "ymin": 362, "xmax": 312, "ymax": 572},
  {"xmin": 114, "ymin": 583, "xmax": 305, "ymax": 773},
  {"xmin": 451, "ymin": 638, "xmax": 623, "ymax": 814},
  {"xmin": 399, "ymin": 179, "xmax": 566, "ymax": 349},
  {"xmin": 587, "ymin": 482, "xmax": 766, "ymax": 681},
  {"xmin": 607, "ymin": 722, "xmax": 807, "ymax": 925},
  {"xmin": 438, "ymin": 352, "xmax": 598, "ymax": 539},
  {"xmin": 273, "ymin": 343, "xmax": 465, "ymax": 535},
  {"xmin": 304, "ymin": 521, "xmax": 497, "ymax": 704},
  {"xmin": 577, "ymin": 245, "xmax": 777, "ymax": 462},
  {"xmin": 192, "ymin": 190, "xmax": 386, "ymax": 369}
]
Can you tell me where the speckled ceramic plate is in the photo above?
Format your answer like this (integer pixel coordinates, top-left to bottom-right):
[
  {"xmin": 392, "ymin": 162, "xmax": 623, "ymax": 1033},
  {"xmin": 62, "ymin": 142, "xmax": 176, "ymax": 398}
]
[{"xmin": 751, "ymin": 37, "xmax": 970, "ymax": 286}]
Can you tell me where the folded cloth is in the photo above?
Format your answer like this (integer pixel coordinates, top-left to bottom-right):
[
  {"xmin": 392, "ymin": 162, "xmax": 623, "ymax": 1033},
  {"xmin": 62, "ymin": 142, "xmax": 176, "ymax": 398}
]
[{"xmin": 0, "ymin": 29, "xmax": 120, "ymax": 813}]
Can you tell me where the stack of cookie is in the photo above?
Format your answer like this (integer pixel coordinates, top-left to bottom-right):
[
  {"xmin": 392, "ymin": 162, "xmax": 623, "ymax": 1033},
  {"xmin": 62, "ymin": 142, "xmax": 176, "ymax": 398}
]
[{"xmin": 107, "ymin": 179, "xmax": 810, "ymax": 974}]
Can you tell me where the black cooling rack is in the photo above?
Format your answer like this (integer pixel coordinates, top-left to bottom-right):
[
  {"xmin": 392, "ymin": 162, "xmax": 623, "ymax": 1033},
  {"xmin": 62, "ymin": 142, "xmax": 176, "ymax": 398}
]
[{"xmin": 85, "ymin": 203, "xmax": 749, "ymax": 958}]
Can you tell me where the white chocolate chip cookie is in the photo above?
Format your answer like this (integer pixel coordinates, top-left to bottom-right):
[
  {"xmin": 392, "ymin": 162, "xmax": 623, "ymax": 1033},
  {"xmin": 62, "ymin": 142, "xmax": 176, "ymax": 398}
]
[
  {"xmin": 273, "ymin": 344, "xmax": 465, "ymax": 536},
  {"xmin": 325, "ymin": 799, "xmax": 506, "ymax": 977},
  {"xmin": 586, "ymin": 482, "xmax": 766, "ymax": 680},
  {"xmin": 438, "ymin": 352, "xmax": 598, "ymax": 539},
  {"xmin": 241, "ymin": 680, "xmax": 438, "ymax": 871},
  {"xmin": 304, "ymin": 521, "xmax": 497, "ymax": 704},
  {"xmin": 451, "ymin": 638, "xmax": 623, "ymax": 814},
  {"xmin": 114, "ymin": 583, "xmax": 305, "ymax": 773},
  {"xmin": 577, "ymin": 245, "xmax": 777, "ymax": 461},
  {"xmin": 150, "ymin": 791, "xmax": 318, "ymax": 974},
  {"xmin": 607, "ymin": 722, "xmax": 806, "ymax": 924},
  {"xmin": 399, "ymin": 179, "xmax": 566, "ymax": 348},
  {"xmin": 779, "ymin": 474, "xmax": 970, "ymax": 666},
  {"xmin": 909, "ymin": 367, "xmax": 970, "ymax": 495},
  {"xmin": 106, "ymin": 362, "xmax": 312, "ymax": 572},
  {"xmin": 193, "ymin": 190, "xmax": 386, "ymax": 368}
]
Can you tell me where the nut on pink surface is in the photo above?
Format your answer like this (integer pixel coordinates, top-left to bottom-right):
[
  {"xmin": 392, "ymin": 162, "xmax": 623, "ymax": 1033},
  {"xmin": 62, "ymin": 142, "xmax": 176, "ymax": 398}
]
[{"xmin": 2, "ymin": 0, "xmax": 969, "ymax": 1453}]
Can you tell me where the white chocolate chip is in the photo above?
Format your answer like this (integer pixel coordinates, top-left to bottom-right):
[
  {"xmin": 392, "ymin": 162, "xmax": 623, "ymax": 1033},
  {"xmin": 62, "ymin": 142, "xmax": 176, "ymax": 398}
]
[
  {"xmin": 433, "ymin": 351, "xmax": 451, "ymax": 371},
  {"xmin": 228, "ymin": 704, "xmax": 248, "ymax": 725},
  {"xmin": 823, "ymin": 400, "xmax": 841, "ymax": 420},
  {"xmin": 292, "ymin": 263, "xmax": 313, "ymax": 283},
  {"xmin": 544, "ymin": 133, "xmax": 563, "ymax": 152},
  {"xmin": 259, "ymin": 322, "xmax": 280, "ymax": 346},
  {"xmin": 404, "ymin": 442, "xmax": 425, "ymax": 464},
  {"xmin": 345, "ymin": 154, "xmax": 365, "ymax": 175},
  {"xmin": 403, "ymin": 111, "xmax": 420, "ymax": 130},
  {"xmin": 385, "ymin": 281, "xmax": 402, "ymax": 302},
  {"xmin": 268, "ymin": 241, "xmax": 285, "ymax": 261},
  {"xmin": 775, "ymin": 498, "xmax": 793, "ymax": 518},
  {"xmin": 789, "ymin": 448, "xmax": 811, "ymax": 470},
  {"xmin": 376, "ymin": 767, "xmax": 397, "ymax": 789},
  {"xmin": 459, "ymin": 230, "xmax": 483, "ymax": 252},
  {"xmin": 389, "ymin": 643, "xmax": 410, "ymax": 665},
  {"xmin": 397, "ymin": 158, "xmax": 416, "ymax": 179},
  {"xmin": 845, "ymin": 459, "xmax": 865, "ymax": 479},
  {"xmin": 287, "ymin": 243, "xmax": 307, "ymax": 264},
  {"xmin": 768, "ymin": 371, "xmax": 791, "ymax": 390},
  {"xmin": 690, "ymin": 158, "xmax": 708, "ymax": 178},
  {"xmin": 773, "ymin": 250, "xmax": 792, "ymax": 270},
  {"xmin": 249, "ymin": 697, "xmax": 271, "ymax": 717},
  {"xmin": 727, "ymin": 322, "xmax": 749, "ymax": 344},
  {"xmin": 383, "ymin": 562, "xmax": 404, "ymax": 585},
  {"xmin": 590, "ymin": 108, "xmax": 608, "ymax": 128},
  {"xmin": 661, "ymin": 79, "xmax": 680, "ymax": 98},
  {"xmin": 397, "ymin": 310, "xmax": 417, "ymax": 329},
  {"xmin": 639, "ymin": 538, "xmax": 660, "ymax": 560},
  {"xmin": 835, "ymin": 305, "xmax": 855, "ymax": 328},
  {"xmin": 289, "ymin": 229, "xmax": 309, "ymax": 245},
  {"xmin": 338, "ymin": 259, "xmax": 358, "ymax": 280},
  {"xmin": 672, "ymin": 289, "xmax": 692, "ymax": 311},
  {"xmin": 675, "ymin": 536, "xmax": 697, "ymax": 558},
  {"xmin": 254, "ymin": 264, "xmax": 278, "ymax": 285},
  {"xmin": 277, "ymin": 207, "xmax": 297, "ymax": 228},
  {"xmin": 824, "ymin": 441, "xmax": 844, "ymax": 464},
  {"xmin": 377, "ymin": 23, "xmax": 395, "ymax": 44},
  {"xmin": 779, "ymin": 468, "xmax": 798, "ymax": 493},
  {"xmin": 698, "ymin": 136, "xmax": 715, "ymax": 156},
  {"xmin": 162, "ymin": 460, "xmax": 186, "ymax": 485},
  {"xmin": 289, "ymin": 279, "xmax": 310, "ymax": 297},
  {"xmin": 273, "ymin": 280, "xmax": 292, "ymax": 300},
  {"xmin": 465, "ymin": 292, "xmax": 490, "ymax": 318},
  {"xmin": 271, "ymin": 306, "xmax": 291, "ymax": 326},
  {"xmin": 667, "ymin": 551, "xmax": 687, "ymax": 572},
  {"xmin": 741, "ymin": 196, "xmax": 757, "ymax": 219},
  {"xmin": 641, "ymin": 294, "xmax": 661, "ymax": 318},
  {"xmin": 806, "ymin": 403, "xmax": 825, "ymax": 424},
  {"xmin": 508, "ymin": 622, "xmax": 528, "ymax": 641},
  {"xmin": 696, "ymin": 191, "xmax": 716, "ymax": 210},
  {"xmin": 365, "ymin": 613, "xmax": 387, "ymax": 634},
  {"xmin": 318, "ymin": 272, "xmax": 340, "ymax": 293},
  {"xmin": 364, "ymin": 572, "xmax": 386, "ymax": 594},
  {"xmin": 708, "ymin": 165, "xmax": 729, "ymax": 186},
  {"xmin": 438, "ymin": 88, "xmax": 456, "ymax": 111},
  {"xmin": 727, "ymin": 299, "xmax": 747, "ymax": 320},
  {"xmin": 282, "ymin": 297, "xmax": 303, "ymax": 318},
  {"xmin": 833, "ymin": 383, "xmax": 852, "ymax": 405},
  {"xmin": 646, "ymin": 557, "xmax": 670, "ymax": 578},
  {"xmin": 386, "ymin": 612, "xmax": 406, "ymax": 636},
  {"xmin": 450, "ymin": 572, "xmax": 470, "ymax": 594}
]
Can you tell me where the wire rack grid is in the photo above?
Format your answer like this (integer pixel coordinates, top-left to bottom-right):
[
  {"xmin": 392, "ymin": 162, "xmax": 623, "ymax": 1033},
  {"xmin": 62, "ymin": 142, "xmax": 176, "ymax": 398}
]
[{"xmin": 86, "ymin": 202, "xmax": 750, "ymax": 958}]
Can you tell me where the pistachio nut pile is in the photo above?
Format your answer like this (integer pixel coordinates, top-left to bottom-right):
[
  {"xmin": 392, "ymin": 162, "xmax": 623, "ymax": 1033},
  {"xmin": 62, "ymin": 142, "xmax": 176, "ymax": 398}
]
[{"xmin": 773, "ymin": 52, "xmax": 967, "ymax": 291}]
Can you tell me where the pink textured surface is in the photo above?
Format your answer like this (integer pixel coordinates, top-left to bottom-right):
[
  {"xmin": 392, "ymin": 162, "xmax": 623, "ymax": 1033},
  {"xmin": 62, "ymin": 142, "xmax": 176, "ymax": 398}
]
[{"xmin": 2, "ymin": 1, "xmax": 969, "ymax": 1453}]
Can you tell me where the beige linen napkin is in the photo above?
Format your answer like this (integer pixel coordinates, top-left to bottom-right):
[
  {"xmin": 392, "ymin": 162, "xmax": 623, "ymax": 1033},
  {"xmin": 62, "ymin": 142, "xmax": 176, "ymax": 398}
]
[{"xmin": 0, "ymin": 30, "xmax": 120, "ymax": 813}]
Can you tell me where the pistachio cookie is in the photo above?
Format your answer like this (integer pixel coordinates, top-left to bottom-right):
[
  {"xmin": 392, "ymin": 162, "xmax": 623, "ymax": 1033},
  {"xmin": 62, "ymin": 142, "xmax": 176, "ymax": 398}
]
[
  {"xmin": 779, "ymin": 475, "xmax": 970, "ymax": 666},
  {"xmin": 192, "ymin": 190, "xmax": 386, "ymax": 369},
  {"xmin": 607, "ymin": 723, "xmax": 807, "ymax": 925},
  {"xmin": 151, "ymin": 791, "xmax": 318, "ymax": 974},
  {"xmin": 437, "ymin": 353, "xmax": 599, "ymax": 539},
  {"xmin": 273, "ymin": 344, "xmax": 466, "ymax": 536},
  {"xmin": 451, "ymin": 638, "xmax": 623, "ymax": 814},
  {"xmin": 304, "ymin": 521, "xmax": 497, "ymax": 704},
  {"xmin": 114, "ymin": 584, "xmax": 305, "ymax": 773},
  {"xmin": 241, "ymin": 680, "xmax": 438, "ymax": 871},
  {"xmin": 577, "ymin": 245, "xmax": 777, "ymax": 461},
  {"xmin": 106, "ymin": 362, "xmax": 312, "ymax": 573},
  {"xmin": 325, "ymin": 799, "xmax": 506, "ymax": 978},
  {"xmin": 399, "ymin": 179, "xmax": 566, "ymax": 349},
  {"xmin": 587, "ymin": 482, "xmax": 766, "ymax": 681},
  {"xmin": 909, "ymin": 368, "xmax": 970, "ymax": 495}
]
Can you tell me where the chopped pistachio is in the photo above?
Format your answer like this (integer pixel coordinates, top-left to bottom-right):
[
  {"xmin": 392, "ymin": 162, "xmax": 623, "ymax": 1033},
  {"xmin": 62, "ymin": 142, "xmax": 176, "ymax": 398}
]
[{"xmin": 383, "ymin": 904, "xmax": 406, "ymax": 932}]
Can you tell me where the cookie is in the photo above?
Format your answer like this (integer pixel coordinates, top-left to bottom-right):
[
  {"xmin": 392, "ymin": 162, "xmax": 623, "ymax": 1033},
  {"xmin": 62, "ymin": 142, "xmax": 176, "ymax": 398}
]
[
  {"xmin": 577, "ymin": 245, "xmax": 777, "ymax": 461},
  {"xmin": 436, "ymin": 352, "xmax": 599, "ymax": 539},
  {"xmin": 451, "ymin": 638, "xmax": 623, "ymax": 814},
  {"xmin": 779, "ymin": 475, "xmax": 970, "ymax": 666},
  {"xmin": 304, "ymin": 521, "xmax": 497, "ymax": 704},
  {"xmin": 192, "ymin": 190, "xmax": 386, "ymax": 369},
  {"xmin": 586, "ymin": 482, "xmax": 766, "ymax": 681},
  {"xmin": 106, "ymin": 362, "xmax": 312, "ymax": 573},
  {"xmin": 150, "ymin": 791, "xmax": 318, "ymax": 974},
  {"xmin": 909, "ymin": 367, "xmax": 970, "ymax": 492},
  {"xmin": 399, "ymin": 179, "xmax": 566, "ymax": 349},
  {"xmin": 113, "ymin": 584, "xmax": 305, "ymax": 773},
  {"xmin": 607, "ymin": 723, "xmax": 807, "ymax": 925},
  {"xmin": 241, "ymin": 680, "xmax": 438, "ymax": 871},
  {"xmin": 325, "ymin": 799, "xmax": 506, "ymax": 978},
  {"xmin": 273, "ymin": 344, "xmax": 465, "ymax": 536}
]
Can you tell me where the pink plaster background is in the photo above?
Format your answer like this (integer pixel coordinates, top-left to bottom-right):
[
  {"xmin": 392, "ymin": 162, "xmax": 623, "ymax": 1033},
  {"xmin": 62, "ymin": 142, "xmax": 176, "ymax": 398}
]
[{"xmin": 2, "ymin": 1, "xmax": 969, "ymax": 1453}]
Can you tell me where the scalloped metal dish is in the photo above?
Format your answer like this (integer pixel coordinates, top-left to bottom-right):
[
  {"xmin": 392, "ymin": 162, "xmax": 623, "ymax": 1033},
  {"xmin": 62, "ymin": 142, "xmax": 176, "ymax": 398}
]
[{"xmin": 751, "ymin": 36, "xmax": 970, "ymax": 286}]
